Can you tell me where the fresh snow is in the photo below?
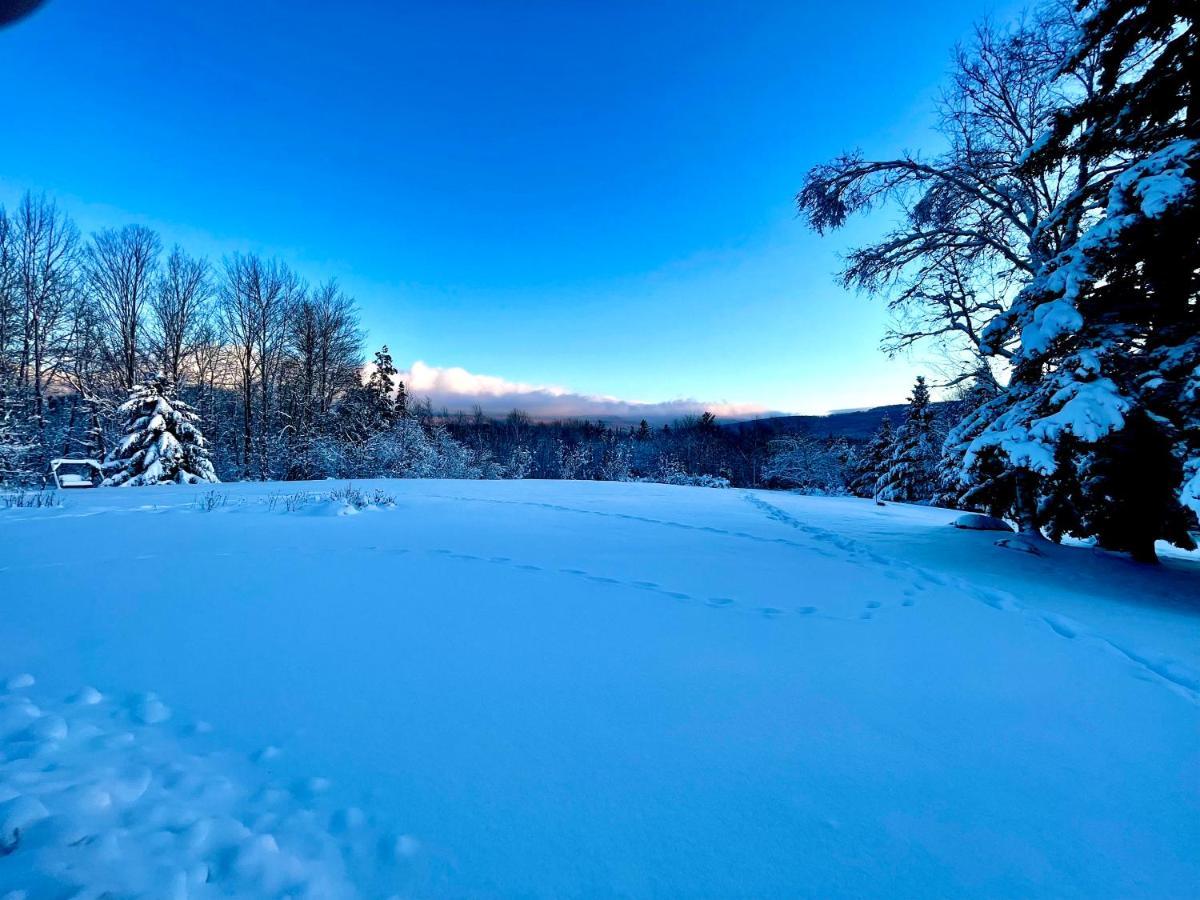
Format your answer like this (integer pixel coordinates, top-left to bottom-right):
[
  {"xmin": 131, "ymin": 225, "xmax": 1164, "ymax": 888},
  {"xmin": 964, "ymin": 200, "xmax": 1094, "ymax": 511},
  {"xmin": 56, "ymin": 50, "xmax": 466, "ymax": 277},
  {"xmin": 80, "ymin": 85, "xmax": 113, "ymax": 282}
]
[{"xmin": 1, "ymin": 479, "xmax": 1198, "ymax": 897}]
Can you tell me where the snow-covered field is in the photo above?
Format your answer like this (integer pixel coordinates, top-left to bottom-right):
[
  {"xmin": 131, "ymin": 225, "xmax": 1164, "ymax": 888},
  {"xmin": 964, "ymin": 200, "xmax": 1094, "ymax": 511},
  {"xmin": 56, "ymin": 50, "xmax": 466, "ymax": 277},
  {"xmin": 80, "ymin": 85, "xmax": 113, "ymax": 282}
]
[{"xmin": 1, "ymin": 479, "xmax": 1198, "ymax": 898}]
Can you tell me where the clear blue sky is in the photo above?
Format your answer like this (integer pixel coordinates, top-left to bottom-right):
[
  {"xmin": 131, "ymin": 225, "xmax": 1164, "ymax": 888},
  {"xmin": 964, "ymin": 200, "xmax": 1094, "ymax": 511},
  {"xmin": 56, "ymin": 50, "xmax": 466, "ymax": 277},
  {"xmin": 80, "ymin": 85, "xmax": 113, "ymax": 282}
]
[{"xmin": 0, "ymin": 0, "xmax": 1010, "ymax": 416}]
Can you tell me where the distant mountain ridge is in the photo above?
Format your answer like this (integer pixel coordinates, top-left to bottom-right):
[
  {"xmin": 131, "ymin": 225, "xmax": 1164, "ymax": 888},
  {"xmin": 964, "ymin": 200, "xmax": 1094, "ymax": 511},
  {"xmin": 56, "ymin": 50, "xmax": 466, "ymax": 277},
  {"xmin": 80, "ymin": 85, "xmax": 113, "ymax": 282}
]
[{"xmin": 722, "ymin": 402, "xmax": 953, "ymax": 442}]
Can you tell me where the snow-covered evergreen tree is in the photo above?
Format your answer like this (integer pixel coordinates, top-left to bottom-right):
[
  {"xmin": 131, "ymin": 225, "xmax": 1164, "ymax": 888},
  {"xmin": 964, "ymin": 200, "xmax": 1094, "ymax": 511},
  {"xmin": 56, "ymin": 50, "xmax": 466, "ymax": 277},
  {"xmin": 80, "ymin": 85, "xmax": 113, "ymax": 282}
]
[
  {"xmin": 102, "ymin": 375, "xmax": 219, "ymax": 486},
  {"xmin": 395, "ymin": 378, "xmax": 408, "ymax": 419},
  {"xmin": 880, "ymin": 377, "xmax": 939, "ymax": 502},
  {"xmin": 334, "ymin": 346, "xmax": 402, "ymax": 449},
  {"xmin": 0, "ymin": 388, "xmax": 36, "ymax": 485},
  {"xmin": 959, "ymin": 0, "xmax": 1198, "ymax": 560},
  {"xmin": 932, "ymin": 375, "xmax": 1001, "ymax": 509},
  {"xmin": 367, "ymin": 345, "xmax": 398, "ymax": 425},
  {"xmin": 849, "ymin": 416, "xmax": 893, "ymax": 498}
]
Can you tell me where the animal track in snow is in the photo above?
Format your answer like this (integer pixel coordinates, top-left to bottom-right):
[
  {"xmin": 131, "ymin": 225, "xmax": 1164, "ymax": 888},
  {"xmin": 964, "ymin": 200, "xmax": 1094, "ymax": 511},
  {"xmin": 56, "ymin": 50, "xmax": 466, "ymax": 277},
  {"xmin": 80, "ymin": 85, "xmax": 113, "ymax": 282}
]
[{"xmin": 1042, "ymin": 614, "xmax": 1079, "ymax": 639}]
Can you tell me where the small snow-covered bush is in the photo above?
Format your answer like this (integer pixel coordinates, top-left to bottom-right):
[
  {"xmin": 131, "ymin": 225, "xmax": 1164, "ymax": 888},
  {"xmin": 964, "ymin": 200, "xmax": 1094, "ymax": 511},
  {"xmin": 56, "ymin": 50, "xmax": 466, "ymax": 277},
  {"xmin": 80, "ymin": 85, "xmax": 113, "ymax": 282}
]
[
  {"xmin": 266, "ymin": 485, "xmax": 396, "ymax": 513},
  {"xmin": 267, "ymin": 491, "xmax": 316, "ymax": 513},
  {"xmin": 651, "ymin": 456, "xmax": 731, "ymax": 488},
  {"xmin": 762, "ymin": 435, "xmax": 852, "ymax": 495},
  {"xmin": 193, "ymin": 490, "xmax": 228, "ymax": 512},
  {"xmin": 662, "ymin": 472, "xmax": 731, "ymax": 489},
  {"xmin": 326, "ymin": 484, "xmax": 396, "ymax": 509},
  {"xmin": 0, "ymin": 490, "xmax": 61, "ymax": 509}
]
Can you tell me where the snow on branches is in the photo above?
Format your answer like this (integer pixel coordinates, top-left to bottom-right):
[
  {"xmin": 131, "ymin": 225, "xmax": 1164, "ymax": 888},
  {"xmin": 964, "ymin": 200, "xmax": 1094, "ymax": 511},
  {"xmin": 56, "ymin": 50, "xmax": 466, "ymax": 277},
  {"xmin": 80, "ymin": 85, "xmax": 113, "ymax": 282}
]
[{"xmin": 102, "ymin": 376, "xmax": 219, "ymax": 487}]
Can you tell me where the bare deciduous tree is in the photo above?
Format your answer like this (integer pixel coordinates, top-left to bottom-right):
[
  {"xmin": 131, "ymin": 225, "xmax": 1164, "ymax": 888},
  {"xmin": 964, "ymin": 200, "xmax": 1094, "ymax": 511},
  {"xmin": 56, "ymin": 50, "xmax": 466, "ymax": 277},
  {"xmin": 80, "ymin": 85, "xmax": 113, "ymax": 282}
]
[
  {"xmin": 286, "ymin": 278, "xmax": 362, "ymax": 444},
  {"xmin": 797, "ymin": 4, "xmax": 1109, "ymax": 381},
  {"xmin": 15, "ymin": 192, "xmax": 81, "ymax": 432},
  {"xmin": 220, "ymin": 254, "xmax": 299, "ymax": 479},
  {"xmin": 0, "ymin": 207, "xmax": 20, "ymax": 386},
  {"xmin": 150, "ymin": 246, "xmax": 211, "ymax": 383},
  {"xmin": 85, "ymin": 224, "xmax": 161, "ymax": 391}
]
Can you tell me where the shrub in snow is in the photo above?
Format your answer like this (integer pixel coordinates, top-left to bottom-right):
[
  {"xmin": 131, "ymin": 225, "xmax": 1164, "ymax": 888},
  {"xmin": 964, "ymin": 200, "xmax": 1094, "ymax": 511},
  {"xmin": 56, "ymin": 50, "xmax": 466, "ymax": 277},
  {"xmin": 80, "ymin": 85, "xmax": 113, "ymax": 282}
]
[
  {"xmin": 267, "ymin": 491, "xmax": 315, "ymax": 513},
  {"xmin": 649, "ymin": 456, "xmax": 732, "ymax": 489},
  {"xmin": 265, "ymin": 485, "xmax": 396, "ymax": 514},
  {"xmin": 193, "ymin": 489, "xmax": 228, "ymax": 512},
  {"xmin": 102, "ymin": 376, "xmax": 219, "ymax": 486},
  {"xmin": 669, "ymin": 473, "xmax": 731, "ymax": 489},
  {"xmin": 0, "ymin": 490, "xmax": 61, "ymax": 509},
  {"xmin": 326, "ymin": 484, "xmax": 396, "ymax": 509},
  {"xmin": 763, "ymin": 435, "xmax": 852, "ymax": 494}
]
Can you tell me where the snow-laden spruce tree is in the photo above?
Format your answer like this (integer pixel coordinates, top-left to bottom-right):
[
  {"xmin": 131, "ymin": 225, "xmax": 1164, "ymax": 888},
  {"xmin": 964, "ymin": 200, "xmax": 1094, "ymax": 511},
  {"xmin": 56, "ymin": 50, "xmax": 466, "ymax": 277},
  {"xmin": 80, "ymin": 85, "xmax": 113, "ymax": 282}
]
[
  {"xmin": 849, "ymin": 416, "xmax": 893, "ymax": 499},
  {"xmin": 880, "ymin": 377, "xmax": 938, "ymax": 502},
  {"xmin": 102, "ymin": 375, "xmax": 219, "ymax": 486},
  {"xmin": 0, "ymin": 389, "xmax": 36, "ymax": 486},
  {"xmin": 953, "ymin": 0, "xmax": 1198, "ymax": 560}
]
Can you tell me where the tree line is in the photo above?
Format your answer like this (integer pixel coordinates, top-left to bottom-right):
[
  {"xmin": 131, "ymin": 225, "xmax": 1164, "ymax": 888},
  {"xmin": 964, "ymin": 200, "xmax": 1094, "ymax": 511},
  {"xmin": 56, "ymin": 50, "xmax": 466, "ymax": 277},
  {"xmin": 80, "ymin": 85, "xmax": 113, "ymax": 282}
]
[
  {"xmin": 0, "ymin": 188, "xmax": 1022, "ymax": 511},
  {"xmin": 0, "ymin": 202, "xmax": 863, "ymax": 491}
]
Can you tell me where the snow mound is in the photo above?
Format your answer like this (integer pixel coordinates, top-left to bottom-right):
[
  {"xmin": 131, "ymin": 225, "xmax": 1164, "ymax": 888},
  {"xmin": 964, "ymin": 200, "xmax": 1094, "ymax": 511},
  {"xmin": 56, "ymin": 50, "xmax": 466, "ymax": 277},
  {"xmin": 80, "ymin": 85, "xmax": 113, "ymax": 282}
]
[
  {"xmin": 995, "ymin": 536, "xmax": 1044, "ymax": 555},
  {"xmin": 0, "ymin": 678, "xmax": 407, "ymax": 898},
  {"xmin": 952, "ymin": 512, "xmax": 1014, "ymax": 532}
]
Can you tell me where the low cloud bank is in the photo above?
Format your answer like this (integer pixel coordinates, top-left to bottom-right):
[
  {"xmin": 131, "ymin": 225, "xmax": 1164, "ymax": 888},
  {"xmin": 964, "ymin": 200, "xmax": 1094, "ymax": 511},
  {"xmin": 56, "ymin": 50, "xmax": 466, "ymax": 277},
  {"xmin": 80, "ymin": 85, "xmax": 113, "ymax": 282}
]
[{"xmin": 399, "ymin": 361, "xmax": 782, "ymax": 424}]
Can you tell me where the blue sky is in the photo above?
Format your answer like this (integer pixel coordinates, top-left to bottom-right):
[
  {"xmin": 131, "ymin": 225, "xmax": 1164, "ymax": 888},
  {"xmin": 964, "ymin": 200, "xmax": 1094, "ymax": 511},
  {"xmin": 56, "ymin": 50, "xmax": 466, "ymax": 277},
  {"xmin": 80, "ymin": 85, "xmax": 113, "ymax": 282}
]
[{"xmin": 0, "ymin": 0, "xmax": 1010, "ymax": 417}]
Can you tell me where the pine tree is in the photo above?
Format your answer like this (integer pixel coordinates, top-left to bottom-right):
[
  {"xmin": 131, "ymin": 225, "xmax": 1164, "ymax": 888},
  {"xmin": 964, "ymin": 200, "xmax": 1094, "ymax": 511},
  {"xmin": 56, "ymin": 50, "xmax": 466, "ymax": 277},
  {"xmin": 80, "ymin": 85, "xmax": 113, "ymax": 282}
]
[
  {"xmin": 367, "ymin": 346, "xmax": 398, "ymax": 425},
  {"xmin": 934, "ymin": 374, "xmax": 1001, "ymax": 509},
  {"xmin": 963, "ymin": 0, "xmax": 1199, "ymax": 559},
  {"xmin": 395, "ymin": 378, "xmax": 408, "ymax": 419},
  {"xmin": 1081, "ymin": 410, "xmax": 1195, "ymax": 561},
  {"xmin": 850, "ymin": 416, "xmax": 893, "ymax": 498},
  {"xmin": 880, "ymin": 377, "xmax": 939, "ymax": 502},
  {"xmin": 0, "ymin": 388, "xmax": 36, "ymax": 486},
  {"xmin": 334, "ymin": 346, "xmax": 401, "ymax": 447},
  {"xmin": 102, "ymin": 375, "xmax": 219, "ymax": 486}
]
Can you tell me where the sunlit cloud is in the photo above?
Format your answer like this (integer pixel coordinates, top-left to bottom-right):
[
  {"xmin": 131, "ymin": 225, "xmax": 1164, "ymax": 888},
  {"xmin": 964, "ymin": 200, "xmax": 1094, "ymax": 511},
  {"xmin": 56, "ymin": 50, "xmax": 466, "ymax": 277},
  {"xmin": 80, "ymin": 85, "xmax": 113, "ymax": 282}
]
[{"xmin": 398, "ymin": 361, "xmax": 783, "ymax": 424}]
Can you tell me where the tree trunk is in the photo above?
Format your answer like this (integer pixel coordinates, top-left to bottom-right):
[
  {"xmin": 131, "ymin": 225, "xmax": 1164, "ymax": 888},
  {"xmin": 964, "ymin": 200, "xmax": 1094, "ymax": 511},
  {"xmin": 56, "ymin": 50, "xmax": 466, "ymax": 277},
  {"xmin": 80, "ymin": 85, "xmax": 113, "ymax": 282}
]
[
  {"xmin": 1013, "ymin": 468, "xmax": 1040, "ymax": 535},
  {"xmin": 1128, "ymin": 538, "xmax": 1160, "ymax": 565}
]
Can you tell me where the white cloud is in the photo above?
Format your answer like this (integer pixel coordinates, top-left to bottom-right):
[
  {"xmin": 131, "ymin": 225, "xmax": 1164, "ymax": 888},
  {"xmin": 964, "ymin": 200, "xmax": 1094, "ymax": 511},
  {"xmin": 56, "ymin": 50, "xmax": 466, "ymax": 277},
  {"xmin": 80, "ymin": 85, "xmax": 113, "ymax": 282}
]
[{"xmin": 398, "ymin": 361, "xmax": 781, "ymax": 424}]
